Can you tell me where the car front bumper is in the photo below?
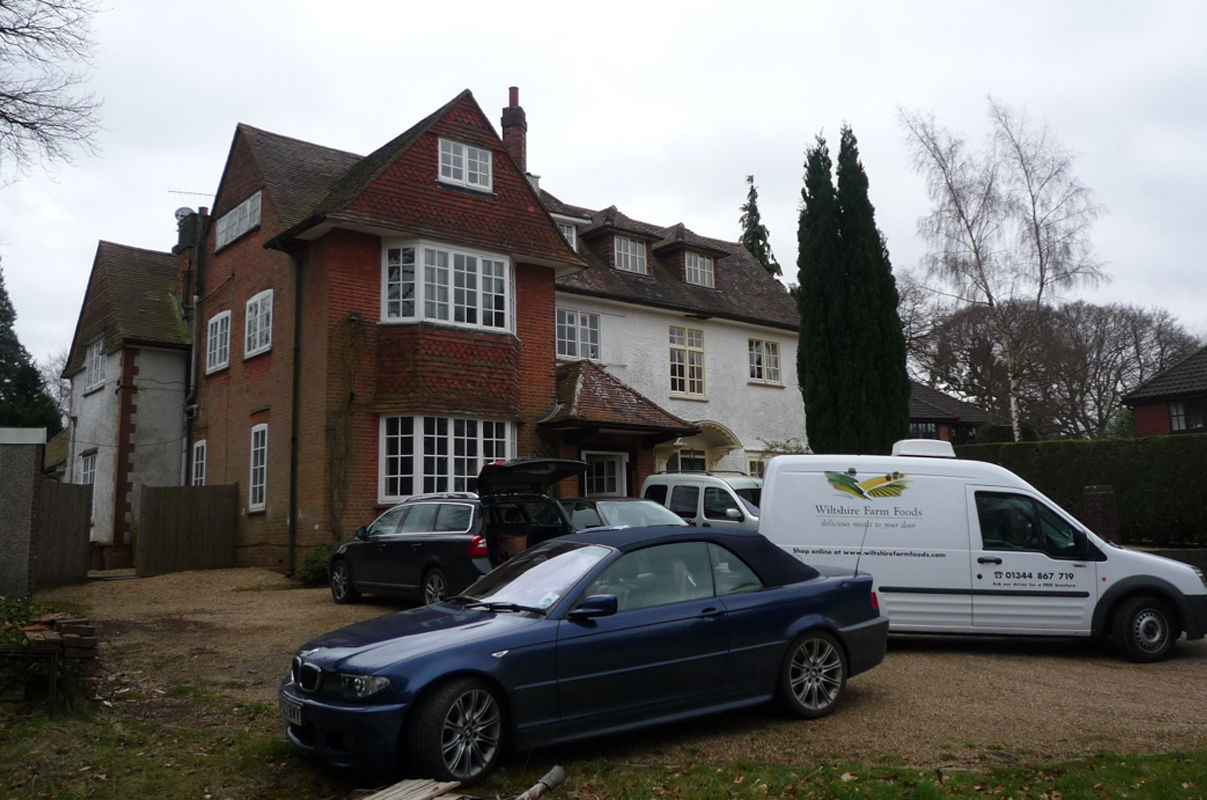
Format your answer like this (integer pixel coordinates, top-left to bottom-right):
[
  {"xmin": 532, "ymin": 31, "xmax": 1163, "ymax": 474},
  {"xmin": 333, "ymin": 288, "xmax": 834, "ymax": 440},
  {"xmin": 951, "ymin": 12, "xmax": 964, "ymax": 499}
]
[
  {"xmin": 278, "ymin": 679, "xmax": 408, "ymax": 769},
  {"xmin": 1184, "ymin": 594, "xmax": 1207, "ymax": 640}
]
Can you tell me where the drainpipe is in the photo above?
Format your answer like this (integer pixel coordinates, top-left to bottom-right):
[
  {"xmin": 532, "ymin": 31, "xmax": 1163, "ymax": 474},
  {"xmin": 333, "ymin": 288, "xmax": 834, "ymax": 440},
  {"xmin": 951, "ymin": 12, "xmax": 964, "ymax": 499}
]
[
  {"xmin": 287, "ymin": 249, "xmax": 303, "ymax": 577},
  {"xmin": 182, "ymin": 209, "xmax": 208, "ymax": 484}
]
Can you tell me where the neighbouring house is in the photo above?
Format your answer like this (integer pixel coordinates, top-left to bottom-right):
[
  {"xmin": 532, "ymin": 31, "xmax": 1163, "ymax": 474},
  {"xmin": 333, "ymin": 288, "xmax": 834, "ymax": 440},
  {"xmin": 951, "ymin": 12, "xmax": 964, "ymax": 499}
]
[
  {"xmin": 1122, "ymin": 344, "xmax": 1207, "ymax": 436},
  {"xmin": 61, "ymin": 242, "xmax": 190, "ymax": 567},
  {"xmin": 908, "ymin": 381, "xmax": 993, "ymax": 444},
  {"xmin": 79, "ymin": 87, "xmax": 806, "ymax": 573},
  {"xmin": 540, "ymin": 192, "xmax": 805, "ymax": 486}
]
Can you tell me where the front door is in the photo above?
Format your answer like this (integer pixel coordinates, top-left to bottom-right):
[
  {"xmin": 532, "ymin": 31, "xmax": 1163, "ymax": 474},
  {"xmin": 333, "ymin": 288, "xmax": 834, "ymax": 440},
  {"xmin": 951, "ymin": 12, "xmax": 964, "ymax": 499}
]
[{"xmin": 969, "ymin": 489, "xmax": 1099, "ymax": 633}]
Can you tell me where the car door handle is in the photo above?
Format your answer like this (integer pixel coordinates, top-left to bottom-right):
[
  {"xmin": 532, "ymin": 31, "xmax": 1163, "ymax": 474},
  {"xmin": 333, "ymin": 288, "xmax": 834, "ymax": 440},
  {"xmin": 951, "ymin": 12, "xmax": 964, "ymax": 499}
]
[
  {"xmin": 700, "ymin": 607, "xmax": 725, "ymax": 620},
  {"xmin": 701, "ymin": 522, "xmax": 711, "ymax": 527},
  {"xmin": 977, "ymin": 556, "xmax": 1002, "ymax": 564}
]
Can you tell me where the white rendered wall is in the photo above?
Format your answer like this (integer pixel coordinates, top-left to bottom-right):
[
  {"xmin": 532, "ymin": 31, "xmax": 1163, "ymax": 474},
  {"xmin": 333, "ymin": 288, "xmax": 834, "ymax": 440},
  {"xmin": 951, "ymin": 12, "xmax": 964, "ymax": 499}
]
[
  {"xmin": 127, "ymin": 347, "xmax": 188, "ymax": 531},
  {"xmin": 68, "ymin": 350, "xmax": 118, "ymax": 543},
  {"xmin": 555, "ymin": 293, "xmax": 807, "ymax": 471}
]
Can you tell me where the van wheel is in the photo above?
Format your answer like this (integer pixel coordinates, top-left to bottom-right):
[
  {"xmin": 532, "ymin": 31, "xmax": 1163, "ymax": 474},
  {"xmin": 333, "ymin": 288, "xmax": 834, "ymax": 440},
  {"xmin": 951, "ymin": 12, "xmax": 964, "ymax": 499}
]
[
  {"xmin": 1113, "ymin": 595, "xmax": 1176, "ymax": 662},
  {"xmin": 330, "ymin": 559, "xmax": 359, "ymax": 604},
  {"xmin": 777, "ymin": 631, "xmax": 847, "ymax": 718}
]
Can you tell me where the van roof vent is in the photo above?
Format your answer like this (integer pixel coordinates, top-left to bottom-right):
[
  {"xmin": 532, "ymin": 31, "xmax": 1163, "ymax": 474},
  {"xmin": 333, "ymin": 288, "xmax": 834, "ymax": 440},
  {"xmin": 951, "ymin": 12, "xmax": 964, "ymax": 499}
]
[{"xmin": 891, "ymin": 439, "xmax": 957, "ymax": 458}]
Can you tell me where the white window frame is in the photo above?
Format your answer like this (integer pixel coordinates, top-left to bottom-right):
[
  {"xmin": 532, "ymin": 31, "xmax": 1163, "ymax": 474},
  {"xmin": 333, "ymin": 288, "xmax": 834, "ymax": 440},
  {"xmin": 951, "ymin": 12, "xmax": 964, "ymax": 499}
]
[
  {"xmin": 192, "ymin": 440, "xmax": 207, "ymax": 486},
  {"xmin": 439, "ymin": 138, "xmax": 493, "ymax": 191},
  {"xmin": 249, "ymin": 424, "xmax": 267, "ymax": 511},
  {"xmin": 1170, "ymin": 401, "xmax": 1186, "ymax": 432},
  {"xmin": 80, "ymin": 451, "xmax": 97, "ymax": 485},
  {"xmin": 378, "ymin": 415, "xmax": 514, "ymax": 503},
  {"xmin": 215, "ymin": 190, "xmax": 262, "ymax": 250},
  {"xmin": 748, "ymin": 338, "xmax": 782, "ymax": 385},
  {"xmin": 583, "ymin": 450, "xmax": 628, "ymax": 496},
  {"xmin": 382, "ymin": 241, "xmax": 511, "ymax": 332},
  {"xmin": 556, "ymin": 222, "xmax": 577, "ymax": 251},
  {"xmin": 669, "ymin": 325, "xmax": 706, "ymax": 398},
  {"xmin": 84, "ymin": 340, "xmax": 105, "ymax": 392},
  {"xmin": 614, "ymin": 236, "xmax": 648, "ymax": 274},
  {"xmin": 244, "ymin": 290, "xmax": 273, "ymax": 358},
  {"xmin": 555, "ymin": 307, "xmax": 601, "ymax": 360},
  {"xmin": 685, "ymin": 252, "xmax": 715, "ymax": 288},
  {"xmin": 206, "ymin": 311, "xmax": 231, "ymax": 374}
]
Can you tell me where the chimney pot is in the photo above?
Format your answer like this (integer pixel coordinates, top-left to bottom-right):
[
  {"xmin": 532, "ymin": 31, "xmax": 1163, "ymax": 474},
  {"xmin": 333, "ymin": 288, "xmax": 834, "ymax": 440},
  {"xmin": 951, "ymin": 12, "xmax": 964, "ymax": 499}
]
[{"xmin": 509, "ymin": 86, "xmax": 519, "ymax": 107}]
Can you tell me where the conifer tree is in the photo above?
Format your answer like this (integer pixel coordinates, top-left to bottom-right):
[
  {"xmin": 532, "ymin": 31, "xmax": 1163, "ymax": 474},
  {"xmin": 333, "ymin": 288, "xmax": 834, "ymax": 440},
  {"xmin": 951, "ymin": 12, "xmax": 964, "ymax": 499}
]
[
  {"xmin": 835, "ymin": 126, "xmax": 910, "ymax": 453},
  {"xmin": 796, "ymin": 136, "xmax": 846, "ymax": 453},
  {"xmin": 0, "ymin": 260, "xmax": 62, "ymax": 434},
  {"xmin": 739, "ymin": 175, "xmax": 781, "ymax": 276}
]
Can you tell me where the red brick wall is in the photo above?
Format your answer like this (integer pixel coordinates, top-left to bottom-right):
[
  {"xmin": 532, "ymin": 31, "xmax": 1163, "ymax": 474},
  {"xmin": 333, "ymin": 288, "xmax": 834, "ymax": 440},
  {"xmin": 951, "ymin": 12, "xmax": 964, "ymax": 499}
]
[{"xmin": 1131, "ymin": 403, "xmax": 1170, "ymax": 437}]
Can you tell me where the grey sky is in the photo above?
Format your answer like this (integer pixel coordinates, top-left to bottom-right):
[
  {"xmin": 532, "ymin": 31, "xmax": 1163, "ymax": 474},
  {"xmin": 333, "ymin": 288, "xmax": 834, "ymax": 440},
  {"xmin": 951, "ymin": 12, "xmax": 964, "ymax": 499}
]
[{"xmin": 3, "ymin": 0, "xmax": 1205, "ymax": 366}]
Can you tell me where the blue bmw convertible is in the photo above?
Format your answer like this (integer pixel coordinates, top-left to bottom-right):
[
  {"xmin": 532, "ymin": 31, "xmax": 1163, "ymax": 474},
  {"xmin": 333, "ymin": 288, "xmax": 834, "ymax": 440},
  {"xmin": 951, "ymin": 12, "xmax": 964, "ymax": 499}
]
[{"xmin": 279, "ymin": 526, "xmax": 888, "ymax": 783}]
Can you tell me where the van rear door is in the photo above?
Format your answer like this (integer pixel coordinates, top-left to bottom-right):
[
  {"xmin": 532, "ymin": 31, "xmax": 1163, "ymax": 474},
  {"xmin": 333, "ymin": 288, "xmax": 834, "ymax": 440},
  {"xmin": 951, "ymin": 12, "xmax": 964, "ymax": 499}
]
[{"xmin": 967, "ymin": 488, "xmax": 1099, "ymax": 633}]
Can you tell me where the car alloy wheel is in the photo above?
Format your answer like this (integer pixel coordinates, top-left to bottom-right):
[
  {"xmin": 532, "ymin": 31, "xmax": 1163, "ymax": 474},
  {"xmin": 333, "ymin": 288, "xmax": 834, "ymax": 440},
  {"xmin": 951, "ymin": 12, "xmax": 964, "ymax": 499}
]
[
  {"xmin": 423, "ymin": 568, "xmax": 448, "ymax": 605},
  {"xmin": 330, "ymin": 559, "xmax": 359, "ymax": 604},
  {"xmin": 780, "ymin": 631, "xmax": 847, "ymax": 718},
  {"xmin": 412, "ymin": 678, "xmax": 503, "ymax": 784}
]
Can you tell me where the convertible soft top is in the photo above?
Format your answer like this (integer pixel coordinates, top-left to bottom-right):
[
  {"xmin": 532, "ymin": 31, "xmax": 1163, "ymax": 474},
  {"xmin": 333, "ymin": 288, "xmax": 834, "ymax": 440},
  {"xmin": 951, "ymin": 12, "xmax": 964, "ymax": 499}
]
[{"xmin": 566, "ymin": 525, "xmax": 820, "ymax": 587}]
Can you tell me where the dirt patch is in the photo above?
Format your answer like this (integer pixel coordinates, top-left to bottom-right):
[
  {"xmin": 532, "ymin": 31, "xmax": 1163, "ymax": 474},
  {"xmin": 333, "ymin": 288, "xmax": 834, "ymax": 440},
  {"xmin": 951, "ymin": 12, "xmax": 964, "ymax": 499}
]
[{"xmin": 36, "ymin": 568, "xmax": 1207, "ymax": 770}]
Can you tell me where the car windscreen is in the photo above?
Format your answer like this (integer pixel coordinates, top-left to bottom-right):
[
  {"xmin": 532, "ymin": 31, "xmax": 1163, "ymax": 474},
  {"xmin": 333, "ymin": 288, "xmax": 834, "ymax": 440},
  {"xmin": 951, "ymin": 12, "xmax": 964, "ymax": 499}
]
[
  {"xmin": 595, "ymin": 500, "xmax": 686, "ymax": 527},
  {"xmin": 462, "ymin": 540, "xmax": 613, "ymax": 611},
  {"xmin": 735, "ymin": 487, "xmax": 761, "ymax": 513}
]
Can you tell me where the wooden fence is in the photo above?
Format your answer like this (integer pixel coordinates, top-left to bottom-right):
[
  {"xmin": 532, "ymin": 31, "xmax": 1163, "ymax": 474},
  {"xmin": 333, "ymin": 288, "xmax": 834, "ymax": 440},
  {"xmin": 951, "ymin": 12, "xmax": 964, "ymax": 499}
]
[
  {"xmin": 136, "ymin": 485, "xmax": 238, "ymax": 578},
  {"xmin": 32, "ymin": 481, "xmax": 92, "ymax": 590}
]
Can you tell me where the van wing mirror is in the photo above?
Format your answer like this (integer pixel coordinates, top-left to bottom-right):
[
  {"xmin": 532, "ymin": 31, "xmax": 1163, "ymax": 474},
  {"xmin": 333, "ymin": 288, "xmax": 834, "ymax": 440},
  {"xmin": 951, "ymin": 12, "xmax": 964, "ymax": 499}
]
[{"xmin": 726, "ymin": 507, "xmax": 742, "ymax": 520}]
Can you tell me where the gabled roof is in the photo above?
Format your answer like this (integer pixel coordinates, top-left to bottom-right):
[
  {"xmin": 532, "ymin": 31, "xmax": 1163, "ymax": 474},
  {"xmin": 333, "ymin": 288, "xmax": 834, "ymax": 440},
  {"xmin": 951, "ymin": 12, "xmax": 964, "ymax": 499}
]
[
  {"xmin": 909, "ymin": 381, "xmax": 993, "ymax": 424},
  {"xmin": 542, "ymin": 360, "xmax": 697, "ymax": 436},
  {"xmin": 1121, "ymin": 344, "xmax": 1207, "ymax": 404},
  {"xmin": 63, "ymin": 242, "xmax": 188, "ymax": 377},
  {"xmin": 545, "ymin": 190, "xmax": 799, "ymax": 331},
  {"xmin": 237, "ymin": 124, "xmax": 362, "ymax": 231}
]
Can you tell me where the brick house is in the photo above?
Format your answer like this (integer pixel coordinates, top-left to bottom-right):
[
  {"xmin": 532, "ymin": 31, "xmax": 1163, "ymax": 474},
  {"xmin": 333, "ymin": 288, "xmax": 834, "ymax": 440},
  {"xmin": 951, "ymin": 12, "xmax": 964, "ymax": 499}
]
[
  {"xmin": 907, "ymin": 381, "xmax": 993, "ymax": 444},
  {"xmin": 1122, "ymin": 344, "xmax": 1207, "ymax": 436},
  {"xmin": 62, "ymin": 241, "xmax": 190, "ymax": 567}
]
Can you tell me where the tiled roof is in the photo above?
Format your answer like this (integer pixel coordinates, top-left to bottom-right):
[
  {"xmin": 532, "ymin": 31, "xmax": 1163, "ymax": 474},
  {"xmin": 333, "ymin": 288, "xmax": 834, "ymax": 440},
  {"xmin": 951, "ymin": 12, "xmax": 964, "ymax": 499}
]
[
  {"xmin": 909, "ymin": 381, "xmax": 994, "ymax": 424},
  {"xmin": 545, "ymin": 191, "xmax": 799, "ymax": 331},
  {"xmin": 64, "ymin": 242, "xmax": 188, "ymax": 376},
  {"xmin": 1121, "ymin": 344, "xmax": 1207, "ymax": 403},
  {"xmin": 238, "ymin": 124, "xmax": 362, "ymax": 232},
  {"xmin": 542, "ymin": 360, "xmax": 698, "ymax": 436}
]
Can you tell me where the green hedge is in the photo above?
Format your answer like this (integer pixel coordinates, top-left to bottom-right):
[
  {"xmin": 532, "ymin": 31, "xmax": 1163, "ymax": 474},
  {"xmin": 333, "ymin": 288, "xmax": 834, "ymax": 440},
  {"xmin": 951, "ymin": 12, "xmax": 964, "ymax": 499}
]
[{"xmin": 956, "ymin": 434, "xmax": 1207, "ymax": 547}]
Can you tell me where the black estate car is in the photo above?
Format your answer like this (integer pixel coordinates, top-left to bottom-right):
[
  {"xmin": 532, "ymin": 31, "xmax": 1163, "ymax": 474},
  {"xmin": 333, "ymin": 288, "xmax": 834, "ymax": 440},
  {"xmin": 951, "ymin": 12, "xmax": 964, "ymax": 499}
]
[{"xmin": 329, "ymin": 458, "xmax": 585, "ymax": 604}]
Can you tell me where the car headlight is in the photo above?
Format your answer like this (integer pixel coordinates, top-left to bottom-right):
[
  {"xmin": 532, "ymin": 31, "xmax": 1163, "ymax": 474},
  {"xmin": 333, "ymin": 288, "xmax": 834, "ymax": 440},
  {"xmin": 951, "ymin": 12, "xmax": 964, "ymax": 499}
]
[
  {"xmin": 1195, "ymin": 567, "xmax": 1207, "ymax": 592},
  {"xmin": 338, "ymin": 673, "xmax": 391, "ymax": 699}
]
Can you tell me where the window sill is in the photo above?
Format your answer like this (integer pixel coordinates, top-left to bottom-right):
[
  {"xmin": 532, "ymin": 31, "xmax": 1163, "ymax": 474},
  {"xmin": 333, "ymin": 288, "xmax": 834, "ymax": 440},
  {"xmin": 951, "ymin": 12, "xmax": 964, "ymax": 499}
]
[
  {"xmin": 436, "ymin": 180, "xmax": 496, "ymax": 198},
  {"xmin": 205, "ymin": 364, "xmax": 230, "ymax": 376},
  {"xmin": 747, "ymin": 381, "xmax": 785, "ymax": 389},
  {"xmin": 669, "ymin": 392, "xmax": 708, "ymax": 402},
  {"xmin": 82, "ymin": 383, "xmax": 106, "ymax": 397},
  {"xmin": 244, "ymin": 346, "xmax": 271, "ymax": 361},
  {"xmin": 247, "ymin": 507, "xmax": 265, "ymax": 515}
]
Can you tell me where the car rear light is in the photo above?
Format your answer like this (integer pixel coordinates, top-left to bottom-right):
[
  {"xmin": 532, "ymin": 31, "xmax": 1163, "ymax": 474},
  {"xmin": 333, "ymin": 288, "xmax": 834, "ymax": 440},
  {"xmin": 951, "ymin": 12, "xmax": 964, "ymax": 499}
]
[
  {"xmin": 466, "ymin": 535, "xmax": 489, "ymax": 558},
  {"xmin": 870, "ymin": 590, "xmax": 880, "ymax": 611}
]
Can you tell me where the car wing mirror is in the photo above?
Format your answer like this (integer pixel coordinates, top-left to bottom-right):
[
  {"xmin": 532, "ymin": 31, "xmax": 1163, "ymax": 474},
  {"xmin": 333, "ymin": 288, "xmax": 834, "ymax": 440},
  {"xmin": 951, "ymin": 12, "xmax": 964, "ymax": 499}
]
[
  {"xmin": 567, "ymin": 594, "xmax": 618, "ymax": 621},
  {"xmin": 725, "ymin": 508, "xmax": 742, "ymax": 520},
  {"xmin": 355, "ymin": 526, "xmax": 369, "ymax": 540}
]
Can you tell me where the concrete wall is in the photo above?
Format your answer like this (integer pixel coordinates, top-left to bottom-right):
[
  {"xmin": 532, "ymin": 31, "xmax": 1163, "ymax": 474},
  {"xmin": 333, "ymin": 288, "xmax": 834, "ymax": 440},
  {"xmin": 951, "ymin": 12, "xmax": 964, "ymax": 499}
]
[
  {"xmin": 0, "ymin": 443, "xmax": 39, "ymax": 598},
  {"xmin": 555, "ymin": 292, "xmax": 807, "ymax": 471}
]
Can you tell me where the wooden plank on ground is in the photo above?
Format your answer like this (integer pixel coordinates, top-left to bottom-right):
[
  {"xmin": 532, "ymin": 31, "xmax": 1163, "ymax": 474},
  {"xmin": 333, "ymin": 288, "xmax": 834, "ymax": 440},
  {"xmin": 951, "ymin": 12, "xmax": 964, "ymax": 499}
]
[{"xmin": 356, "ymin": 778, "xmax": 465, "ymax": 800}]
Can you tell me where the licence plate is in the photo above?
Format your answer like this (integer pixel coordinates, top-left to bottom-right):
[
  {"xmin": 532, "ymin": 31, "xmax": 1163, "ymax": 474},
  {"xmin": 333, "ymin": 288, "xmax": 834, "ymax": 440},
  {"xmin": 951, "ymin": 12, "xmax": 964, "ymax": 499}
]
[{"xmin": 279, "ymin": 697, "xmax": 303, "ymax": 726}]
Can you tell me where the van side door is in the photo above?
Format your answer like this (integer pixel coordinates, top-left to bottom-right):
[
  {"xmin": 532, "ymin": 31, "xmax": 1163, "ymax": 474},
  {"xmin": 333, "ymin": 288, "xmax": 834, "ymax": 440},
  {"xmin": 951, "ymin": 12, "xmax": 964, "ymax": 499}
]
[{"xmin": 969, "ymin": 489, "xmax": 1099, "ymax": 633}]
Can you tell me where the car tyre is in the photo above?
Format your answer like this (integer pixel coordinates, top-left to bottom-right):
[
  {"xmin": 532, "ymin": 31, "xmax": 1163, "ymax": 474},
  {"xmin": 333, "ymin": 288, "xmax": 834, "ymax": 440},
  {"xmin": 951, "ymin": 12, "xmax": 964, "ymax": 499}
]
[
  {"xmin": 422, "ymin": 567, "xmax": 448, "ymax": 605},
  {"xmin": 330, "ymin": 558, "xmax": 360, "ymax": 604},
  {"xmin": 777, "ymin": 630, "xmax": 847, "ymax": 719},
  {"xmin": 409, "ymin": 678, "xmax": 503, "ymax": 785},
  {"xmin": 1113, "ymin": 594, "xmax": 1177, "ymax": 662}
]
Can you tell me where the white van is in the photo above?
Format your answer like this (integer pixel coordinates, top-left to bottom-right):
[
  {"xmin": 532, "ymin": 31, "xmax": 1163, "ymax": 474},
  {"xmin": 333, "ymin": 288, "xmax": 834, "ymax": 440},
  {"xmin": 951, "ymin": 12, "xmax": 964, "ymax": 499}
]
[
  {"xmin": 760, "ymin": 440, "xmax": 1207, "ymax": 661},
  {"xmin": 641, "ymin": 472, "xmax": 762, "ymax": 532}
]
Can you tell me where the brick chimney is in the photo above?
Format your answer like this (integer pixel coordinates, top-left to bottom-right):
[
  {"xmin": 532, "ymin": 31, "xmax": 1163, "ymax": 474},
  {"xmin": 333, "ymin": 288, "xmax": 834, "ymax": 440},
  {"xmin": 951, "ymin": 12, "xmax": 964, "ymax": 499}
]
[{"xmin": 501, "ymin": 86, "xmax": 527, "ymax": 174}]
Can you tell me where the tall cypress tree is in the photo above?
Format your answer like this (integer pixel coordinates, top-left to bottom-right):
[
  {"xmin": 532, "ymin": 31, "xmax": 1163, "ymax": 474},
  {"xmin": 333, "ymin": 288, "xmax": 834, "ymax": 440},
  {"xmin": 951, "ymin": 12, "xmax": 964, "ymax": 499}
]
[
  {"xmin": 0, "ymin": 260, "xmax": 62, "ymax": 434},
  {"xmin": 796, "ymin": 136, "xmax": 846, "ymax": 453},
  {"xmin": 739, "ymin": 175, "xmax": 781, "ymax": 276},
  {"xmin": 835, "ymin": 126, "xmax": 910, "ymax": 453}
]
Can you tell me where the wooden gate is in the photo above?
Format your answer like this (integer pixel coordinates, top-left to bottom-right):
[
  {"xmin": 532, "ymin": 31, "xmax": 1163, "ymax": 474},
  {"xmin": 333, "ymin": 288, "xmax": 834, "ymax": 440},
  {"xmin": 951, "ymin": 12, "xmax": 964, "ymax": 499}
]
[{"xmin": 136, "ymin": 485, "xmax": 238, "ymax": 578}]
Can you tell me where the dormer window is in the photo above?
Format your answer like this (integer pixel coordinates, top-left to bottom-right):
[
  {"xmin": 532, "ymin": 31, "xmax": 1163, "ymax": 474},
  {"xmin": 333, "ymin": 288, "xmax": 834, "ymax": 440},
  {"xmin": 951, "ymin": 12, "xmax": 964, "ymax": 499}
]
[
  {"xmin": 215, "ymin": 190, "xmax": 261, "ymax": 250},
  {"xmin": 685, "ymin": 252, "xmax": 715, "ymax": 288},
  {"xmin": 614, "ymin": 236, "xmax": 647, "ymax": 274},
  {"xmin": 439, "ymin": 139, "xmax": 492, "ymax": 191},
  {"xmin": 557, "ymin": 222, "xmax": 577, "ymax": 251}
]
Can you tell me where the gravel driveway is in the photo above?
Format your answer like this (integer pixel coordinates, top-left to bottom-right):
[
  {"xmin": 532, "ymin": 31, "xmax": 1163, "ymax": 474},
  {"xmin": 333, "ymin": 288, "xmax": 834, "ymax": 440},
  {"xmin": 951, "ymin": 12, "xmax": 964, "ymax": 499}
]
[{"xmin": 38, "ymin": 568, "xmax": 1207, "ymax": 770}]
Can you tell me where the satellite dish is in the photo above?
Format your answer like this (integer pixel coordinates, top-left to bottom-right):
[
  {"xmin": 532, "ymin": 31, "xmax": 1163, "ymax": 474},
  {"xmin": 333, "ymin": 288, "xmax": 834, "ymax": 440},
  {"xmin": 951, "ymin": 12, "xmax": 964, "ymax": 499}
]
[{"xmin": 175, "ymin": 207, "xmax": 194, "ymax": 222}]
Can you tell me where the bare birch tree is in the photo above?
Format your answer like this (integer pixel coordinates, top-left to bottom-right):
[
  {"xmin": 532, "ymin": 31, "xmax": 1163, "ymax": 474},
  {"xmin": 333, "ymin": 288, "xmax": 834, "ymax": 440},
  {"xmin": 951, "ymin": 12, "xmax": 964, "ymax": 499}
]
[
  {"xmin": 0, "ymin": 0, "xmax": 100, "ymax": 177},
  {"xmin": 900, "ymin": 100, "xmax": 1105, "ymax": 440}
]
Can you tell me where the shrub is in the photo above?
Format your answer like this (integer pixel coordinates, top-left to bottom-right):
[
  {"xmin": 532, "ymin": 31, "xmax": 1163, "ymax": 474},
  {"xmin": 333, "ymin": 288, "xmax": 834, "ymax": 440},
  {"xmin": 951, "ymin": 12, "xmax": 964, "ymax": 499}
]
[{"xmin": 297, "ymin": 545, "xmax": 334, "ymax": 588}]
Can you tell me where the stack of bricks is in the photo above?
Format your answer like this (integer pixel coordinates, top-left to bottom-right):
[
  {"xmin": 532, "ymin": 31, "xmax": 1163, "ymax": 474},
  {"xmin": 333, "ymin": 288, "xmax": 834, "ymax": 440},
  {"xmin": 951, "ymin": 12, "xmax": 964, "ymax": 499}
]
[{"xmin": 22, "ymin": 612, "xmax": 99, "ymax": 660}]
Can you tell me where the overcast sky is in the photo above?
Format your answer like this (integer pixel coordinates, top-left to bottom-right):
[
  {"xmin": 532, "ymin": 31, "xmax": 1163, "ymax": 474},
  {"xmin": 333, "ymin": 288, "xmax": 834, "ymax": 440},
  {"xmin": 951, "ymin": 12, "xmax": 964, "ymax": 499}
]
[{"xmin": 3, "ymin": 0, "xmax": 1205, "ymax": 366}]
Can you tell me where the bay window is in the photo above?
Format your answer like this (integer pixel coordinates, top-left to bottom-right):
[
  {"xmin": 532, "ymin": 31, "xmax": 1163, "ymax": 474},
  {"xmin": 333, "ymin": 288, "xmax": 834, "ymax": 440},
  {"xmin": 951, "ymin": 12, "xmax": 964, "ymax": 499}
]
[
  {"xmin": 380, "ymin": 415, "xmax": 513, "ymax": 502},
  {"xmin": 384, "ymin": 242, "xmax": 511, "ymax": 332}
]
